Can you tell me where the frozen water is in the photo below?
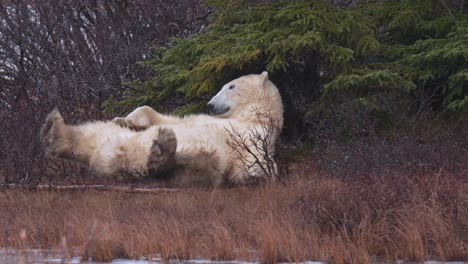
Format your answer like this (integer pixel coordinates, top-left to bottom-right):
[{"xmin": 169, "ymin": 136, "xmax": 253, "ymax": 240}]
[{"xmin": 0, "ymin": 249, "xmax": 465, "ymax": 264}]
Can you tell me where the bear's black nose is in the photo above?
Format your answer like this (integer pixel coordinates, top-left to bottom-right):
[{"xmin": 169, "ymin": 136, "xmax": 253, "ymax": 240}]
[{"xmin": 206, "ymin": 103, "xmax": 215, "ymax": 113}]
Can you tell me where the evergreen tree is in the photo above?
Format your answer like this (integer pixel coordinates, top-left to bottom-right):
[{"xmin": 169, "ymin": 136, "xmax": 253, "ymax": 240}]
[{"xmin": 105, "ymin": 0, "xmax": 467, "ymax": 136}]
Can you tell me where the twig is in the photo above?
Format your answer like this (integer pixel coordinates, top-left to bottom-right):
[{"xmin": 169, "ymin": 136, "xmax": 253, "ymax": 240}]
[{"xmin": 3, "ymin": 184, "xmax": 181, "ymax": 193}]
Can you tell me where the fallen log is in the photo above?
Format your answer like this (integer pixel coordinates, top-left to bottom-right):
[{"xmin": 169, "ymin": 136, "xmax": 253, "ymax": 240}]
[{"xmin": 2, "ymin": 184, "xmax": 181, "ymax": 193}]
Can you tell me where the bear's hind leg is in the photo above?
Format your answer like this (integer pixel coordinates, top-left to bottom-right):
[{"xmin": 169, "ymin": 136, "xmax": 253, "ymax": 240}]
[
  {"xmin": 147, "ymin": 128, "xmax": 177, "ymax": 176},
  {"xmin": 40, "ymin": 109, "xmax": 74, "ymax": 160}
]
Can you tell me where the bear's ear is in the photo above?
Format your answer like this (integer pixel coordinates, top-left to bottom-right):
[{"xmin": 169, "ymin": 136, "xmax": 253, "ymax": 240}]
[{"xmin": 259, "ymin": 71, "xmax": 269, "ymax": 88}]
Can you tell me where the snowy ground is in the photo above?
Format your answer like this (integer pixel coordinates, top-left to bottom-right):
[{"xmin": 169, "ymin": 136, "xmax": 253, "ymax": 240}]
[{"xmin": 0, "ymin": 249, "xmax": 465, "ymax": 264}]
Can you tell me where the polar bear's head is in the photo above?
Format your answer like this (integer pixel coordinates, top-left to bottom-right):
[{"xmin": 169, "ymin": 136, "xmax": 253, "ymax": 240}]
[{"xmin": 207, "ymin": 71, "xmax": 283, "ymax": 124}]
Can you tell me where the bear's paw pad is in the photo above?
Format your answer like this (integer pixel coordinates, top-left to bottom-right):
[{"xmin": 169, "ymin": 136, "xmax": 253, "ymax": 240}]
[
  {"xmin": 41, "ymin": 110, "xmax": 60, "ymax": 147},
  {"xmin": 147, "ymin": 128, "xmax": 177, "ymax": 172}
]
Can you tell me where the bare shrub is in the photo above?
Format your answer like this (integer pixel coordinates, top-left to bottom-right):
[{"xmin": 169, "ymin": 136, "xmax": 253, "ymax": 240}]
[
  {"xmin": 225, "ymin": 109, "xmax": 281, "ymax": 183},
  {"xmin": 304, "ymin": 91, "xmax": 468, "ymax": 177},
  {"xmin": 0, "ymin": 0, "xmax": 210, "ymax": 185}
]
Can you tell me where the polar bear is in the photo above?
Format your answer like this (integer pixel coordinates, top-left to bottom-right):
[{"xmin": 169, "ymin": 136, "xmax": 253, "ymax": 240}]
[{"xmin": 40, "ymin": 72, "xmax": 283, "ymax": 187}]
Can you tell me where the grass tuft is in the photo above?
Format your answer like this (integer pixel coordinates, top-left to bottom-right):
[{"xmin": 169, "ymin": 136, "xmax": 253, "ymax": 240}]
[{"xmin": 0, "ymin": 168, "xmax": 466, "ymax": 263}]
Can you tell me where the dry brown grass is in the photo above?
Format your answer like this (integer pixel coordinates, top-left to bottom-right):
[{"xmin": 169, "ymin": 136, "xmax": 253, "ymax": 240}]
[{"xmin": 0, "ymin": 168, "xmax": 466, "ymax": 263}]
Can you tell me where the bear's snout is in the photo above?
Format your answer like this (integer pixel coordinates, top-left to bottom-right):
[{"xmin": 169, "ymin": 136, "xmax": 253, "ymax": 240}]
[{"xmin": 206, "ymin": 102, "xmax": 230, "ymax": 115}]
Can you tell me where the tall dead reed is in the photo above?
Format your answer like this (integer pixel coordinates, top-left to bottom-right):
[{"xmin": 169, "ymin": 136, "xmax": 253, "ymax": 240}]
[{"xmin": 0, "ymin": 167, "xmax": 466, "ymax": 263}]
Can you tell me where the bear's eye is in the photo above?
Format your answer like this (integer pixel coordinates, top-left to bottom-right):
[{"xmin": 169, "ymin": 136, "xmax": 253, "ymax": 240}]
[{"xmin": 228, "ymin": 84, "xmax": 235, "ymax": 90}]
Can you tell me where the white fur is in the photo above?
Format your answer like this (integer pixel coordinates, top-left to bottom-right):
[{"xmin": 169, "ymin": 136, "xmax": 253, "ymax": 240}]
[{"xmin": 43, "ymin": 72, "xmax": 284, "ymax": 186}]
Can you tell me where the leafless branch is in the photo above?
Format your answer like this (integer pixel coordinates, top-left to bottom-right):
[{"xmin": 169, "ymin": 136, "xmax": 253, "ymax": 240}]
[
  {"xmin": 0, "ymin": 0, "xmax": 210, "ymax": 185},
  {"xmin": 3, "ymin": 184, "xmax": 181, "ymax": 193},
  {"xmin": 225, "ymin": 109, "xmax": 280, "ymax": 183}
]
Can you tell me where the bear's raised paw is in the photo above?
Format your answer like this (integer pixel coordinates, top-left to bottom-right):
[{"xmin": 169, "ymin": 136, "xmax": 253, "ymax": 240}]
[
  {"xmin": 147, "ymin": 128, "xmax": 177, "ymax": 176},
  {"xmin": 40, "ymin": 109, "xmax": 71, "ymax": 158}
]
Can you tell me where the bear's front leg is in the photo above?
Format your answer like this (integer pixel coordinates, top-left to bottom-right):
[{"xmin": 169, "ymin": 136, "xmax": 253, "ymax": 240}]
[
  {"xmin": 113, "ymin": 106, "xmax": 182, "ymax": 131},
  {"xmin": 112, "ymin": 105, "xmax": 162, "ymax": 131}
]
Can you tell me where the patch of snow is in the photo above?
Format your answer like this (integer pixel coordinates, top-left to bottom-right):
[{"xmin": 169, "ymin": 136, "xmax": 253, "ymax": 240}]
[
  {"xmin": 0, "ymin": 249, "xmax": 466, "ymax": 264},
  {"xmin": 44, "ymin": 257, "xmax": 82, "ymax": 263},
  {"xmin": 424, "ymin": 262, "xmax": 466, "ymax": 264}
]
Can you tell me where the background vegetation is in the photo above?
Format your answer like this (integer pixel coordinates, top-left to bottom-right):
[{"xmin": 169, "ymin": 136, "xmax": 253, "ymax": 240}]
[
  {"xmin": 110, "ymin": 0, "xmax": 467, "ymax": 129},
  {"xmin": 1, "ymin": 0, "xmax": 466, "ymax": 184},
  {"xmin": 106, "ymin": 0, "xmax": 467, "ymax": 177}
]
